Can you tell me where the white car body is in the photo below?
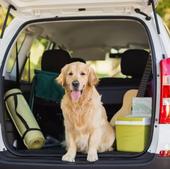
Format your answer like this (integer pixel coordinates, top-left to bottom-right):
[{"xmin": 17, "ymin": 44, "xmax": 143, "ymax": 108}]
[{"xmin": 0, "ymin": 0, "xmax": 170, "ymax": 168}]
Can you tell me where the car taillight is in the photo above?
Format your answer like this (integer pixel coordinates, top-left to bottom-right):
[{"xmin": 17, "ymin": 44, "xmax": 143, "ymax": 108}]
[
  {"xmin": 159, "ymin": 150, "xmax": 170, "ymax": 157},
  {"xmin": 160, "ymin": 58, "xmax": 170, "ymax": 124}
]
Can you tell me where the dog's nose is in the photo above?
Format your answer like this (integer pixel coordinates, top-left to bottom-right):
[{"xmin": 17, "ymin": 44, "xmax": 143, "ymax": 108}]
[{"xmin": 72, "ymin": 80, "xmax": 79, "ymax": 89}]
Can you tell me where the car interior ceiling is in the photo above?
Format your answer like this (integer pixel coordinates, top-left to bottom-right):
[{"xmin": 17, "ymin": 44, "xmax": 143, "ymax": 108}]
[{"xmin": 3, "ymin": 19, "xmax": 153, "ymax": 156}]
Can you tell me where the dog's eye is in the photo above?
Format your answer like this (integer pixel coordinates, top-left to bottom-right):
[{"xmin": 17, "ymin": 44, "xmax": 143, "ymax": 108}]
[
  {"xmin": 68, "ymin": 72, "xmax": 73, "ymax": 76},
  {"xmin": 80, "ymin": 72, "xmax": 86, "ymax": 76}
]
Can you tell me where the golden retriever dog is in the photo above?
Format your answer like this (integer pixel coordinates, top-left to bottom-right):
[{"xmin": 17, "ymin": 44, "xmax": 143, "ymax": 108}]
[{"xmin": 57, "ymin": 62, "xmax": 115, "ymax": 162}]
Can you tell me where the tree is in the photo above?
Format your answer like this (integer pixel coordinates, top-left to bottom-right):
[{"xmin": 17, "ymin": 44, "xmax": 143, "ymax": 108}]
[
  {"xmin": 157, "ymin": 0, "xmax": 170, "ymax": 29},
  {"xmin": 0, "ymin": 5, "xmax": 13, "ymax": 35}
]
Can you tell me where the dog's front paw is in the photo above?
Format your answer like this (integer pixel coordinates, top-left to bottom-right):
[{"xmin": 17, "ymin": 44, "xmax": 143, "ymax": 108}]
[
  {"xmin": 62, "ymin": 153, "xmax": 75, "ymax": 162},
  {"xmin": 87, "ymin": 152, "xmax": 98, "ymax": 162}
]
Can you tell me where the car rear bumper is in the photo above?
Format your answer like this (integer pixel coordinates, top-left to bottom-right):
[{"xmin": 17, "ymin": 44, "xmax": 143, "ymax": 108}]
[{"xmin": 0, "ymin": 153, "xmax": 170, "ymax": 169}]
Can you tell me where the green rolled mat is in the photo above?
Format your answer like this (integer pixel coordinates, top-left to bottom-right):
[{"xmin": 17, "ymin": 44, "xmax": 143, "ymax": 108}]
[{"xmin": 4, "ymin": 88, "xmax": 45, "ymax": 149}]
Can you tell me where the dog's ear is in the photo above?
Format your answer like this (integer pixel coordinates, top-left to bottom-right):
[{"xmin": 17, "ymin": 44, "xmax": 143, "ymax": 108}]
[
  {"xmin": 56, "ymin": 65, "xmax": 67, "ymax": 86},
  {"xmin": 88, "ymin": 66, "xmax": 99, "ymax": 86}
]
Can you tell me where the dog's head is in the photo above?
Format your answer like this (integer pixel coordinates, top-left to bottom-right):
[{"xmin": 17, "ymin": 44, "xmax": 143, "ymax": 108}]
[{"xmin": 56, "ymin": 62, "xmax": 98, "ymax": 102}]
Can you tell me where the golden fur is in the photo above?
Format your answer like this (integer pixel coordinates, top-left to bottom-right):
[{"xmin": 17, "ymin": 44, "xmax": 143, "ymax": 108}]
[{"xmin": 57, "ymin": 62, "xmax": 115, "ymax": 162}]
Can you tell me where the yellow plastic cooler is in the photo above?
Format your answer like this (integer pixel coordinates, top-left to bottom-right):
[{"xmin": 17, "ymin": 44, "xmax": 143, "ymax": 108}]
[{"xmin": 115, "ymin": 117, "xmax": 150, "ymax": 152}]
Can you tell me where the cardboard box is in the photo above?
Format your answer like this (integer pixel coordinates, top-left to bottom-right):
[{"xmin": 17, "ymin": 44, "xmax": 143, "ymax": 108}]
[{"xmin": 132, "ymin": 97, "xmax": 152, "ymax": 117}]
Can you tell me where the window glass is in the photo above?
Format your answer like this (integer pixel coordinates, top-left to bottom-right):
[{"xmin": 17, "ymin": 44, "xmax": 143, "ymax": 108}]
[
  {"xmin": 21, "ymin": 38, "xmax": 50, "ymax": 82},
  {"xmin": 6, "ymin": 32, "xmax": 26, "ymax": 73},
  {"xmin": 87, "ymin": 50, "xmax": 126, "ymax": 78},
  {"xmin": 87, "ymin": 58, "xmax": 125, "ymax": 78}
]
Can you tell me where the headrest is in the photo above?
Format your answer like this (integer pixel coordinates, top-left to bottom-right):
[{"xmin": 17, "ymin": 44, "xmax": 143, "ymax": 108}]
[
  {"xmin": 121, "ymin": 49, "xmax": 149, "ymax": 78},
  {"xmin": 70, "ymin": 57, "xmax": 86, "ymax": 63},
  {"xmin": 41, "ymin": 49, "xmax": 71, "ymax": 73}
]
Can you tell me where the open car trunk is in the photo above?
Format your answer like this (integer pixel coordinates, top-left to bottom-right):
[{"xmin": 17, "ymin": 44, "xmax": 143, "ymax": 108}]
[
  {"xmin": 1, "ymin": 0, "xmax": 159, "ymax": 16},
  {"xmin": 2, "ymin": 17, "xmax": 155, "ymax": 162}
]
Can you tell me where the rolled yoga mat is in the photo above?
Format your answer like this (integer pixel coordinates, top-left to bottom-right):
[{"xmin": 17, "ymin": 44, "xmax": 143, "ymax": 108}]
[{"xmin": 4, "ymin": 89, "xmax": 45, "ymax": 149}]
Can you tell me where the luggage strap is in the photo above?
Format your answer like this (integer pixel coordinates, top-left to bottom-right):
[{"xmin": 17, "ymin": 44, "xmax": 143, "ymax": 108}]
[{"xmin": 5, "ymin": 92, "xmax": 41, "ymax": 140}]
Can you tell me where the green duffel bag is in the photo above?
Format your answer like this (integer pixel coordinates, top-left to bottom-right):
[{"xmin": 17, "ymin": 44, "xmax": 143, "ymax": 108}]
[{"xmin": 31, "ymin": 70, "xmax": 64, "ymax": 103}]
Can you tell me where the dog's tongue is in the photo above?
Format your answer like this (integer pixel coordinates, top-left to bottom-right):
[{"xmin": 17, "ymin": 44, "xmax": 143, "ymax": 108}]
[{"xmin": 71, "ymin": 91, "xmax": 81, "ymax": 101}]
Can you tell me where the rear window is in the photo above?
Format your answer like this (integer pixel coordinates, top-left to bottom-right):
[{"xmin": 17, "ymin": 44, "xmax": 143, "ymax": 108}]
[
  {"xmin": 6, "ymin": 32, "xmax": 26, "ymax": 73},
  {"xmin": 87, "ymin": 48, "xmax": 128, "ymax": 78},
  {"xmin": 20, "ymin": 38, "xmax": 52, "ymax": 82},
  {"xmin": 87, "ymin": 58, "xmax": 125, "ymax": 78}
]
